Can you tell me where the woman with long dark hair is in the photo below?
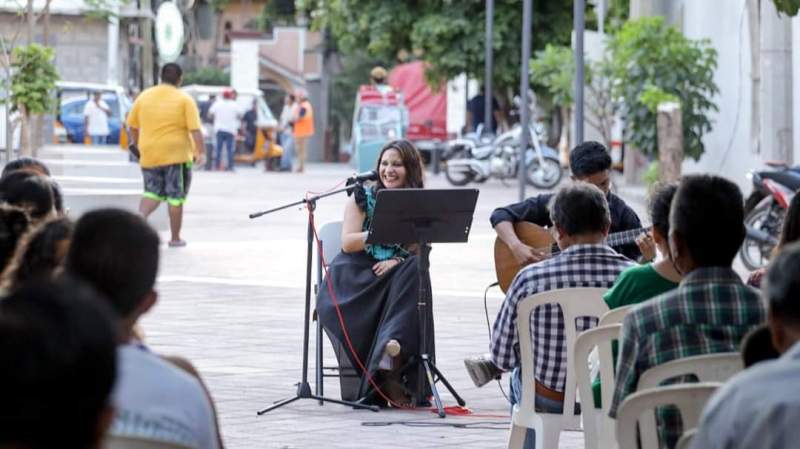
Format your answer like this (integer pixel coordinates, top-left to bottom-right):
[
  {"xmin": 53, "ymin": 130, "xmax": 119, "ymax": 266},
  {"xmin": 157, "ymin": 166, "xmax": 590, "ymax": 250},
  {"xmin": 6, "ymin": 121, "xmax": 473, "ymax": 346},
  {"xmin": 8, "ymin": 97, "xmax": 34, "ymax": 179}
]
[{"xmin": 316, "ymin": 139, "xmax": 431, "ymax": 407}]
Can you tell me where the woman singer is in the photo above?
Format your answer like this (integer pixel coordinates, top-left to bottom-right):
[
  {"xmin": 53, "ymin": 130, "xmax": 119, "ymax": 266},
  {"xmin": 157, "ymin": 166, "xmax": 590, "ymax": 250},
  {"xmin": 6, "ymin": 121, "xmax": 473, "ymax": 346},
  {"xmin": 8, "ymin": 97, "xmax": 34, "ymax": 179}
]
[{"xmin": 316, "ymin": 139, "xmax": 432, "ymax": 407}]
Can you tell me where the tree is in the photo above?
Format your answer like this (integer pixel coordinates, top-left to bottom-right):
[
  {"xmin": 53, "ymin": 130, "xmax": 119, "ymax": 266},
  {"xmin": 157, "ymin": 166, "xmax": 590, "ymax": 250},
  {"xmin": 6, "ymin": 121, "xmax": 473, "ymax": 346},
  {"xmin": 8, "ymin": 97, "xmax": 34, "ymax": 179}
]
[
  {"xmin": 301, "ymin": 0, "xmax": 581, "ymax": 95},
  {"xmin": 8, "ymin": 44, "xmax": 59, "ymax": 156},
  {"xmin": 530, "ymin": 44, "xmax": 575, "ymax": 156},
  {"xmin": 183, "ymin": 67, "xmax": 230, "ymax": 86},
  {"xmin": 772, "ymin": 0, "xmax": 800, "ymax": 15},
  {"xmin": 608, "ymin": 16, "xmax": 718, "ymax": 160}
]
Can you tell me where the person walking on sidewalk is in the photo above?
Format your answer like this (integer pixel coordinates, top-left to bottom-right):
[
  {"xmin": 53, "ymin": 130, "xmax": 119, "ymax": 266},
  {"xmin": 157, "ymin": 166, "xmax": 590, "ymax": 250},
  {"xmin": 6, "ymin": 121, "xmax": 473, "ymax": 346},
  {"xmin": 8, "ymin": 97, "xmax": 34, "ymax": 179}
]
[
  {"xmin": 278, "ymin": 93, "xmax": 295, "ymax": 171},
  {"xmin": 208, "ymin": 89, "xmax": 242, "ymax": 171},
  {"xmin": 83, "ymin": 91, "xmax": 111, "ymax": 144},
  {"xmin": 126, "ymin": 63, "xmax": 205, "ymax": 248},
  {"xmin": 292, "ymin": 89, "xmax": 314, "ymax": 173}
]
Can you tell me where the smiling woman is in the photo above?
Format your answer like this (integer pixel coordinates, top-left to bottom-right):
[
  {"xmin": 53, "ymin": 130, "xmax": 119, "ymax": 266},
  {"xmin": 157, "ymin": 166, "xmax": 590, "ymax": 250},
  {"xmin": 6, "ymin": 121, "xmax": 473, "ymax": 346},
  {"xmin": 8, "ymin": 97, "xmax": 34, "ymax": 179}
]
[{"xmin": 316, "ymin": 139, "xmax": 431, "ymax": 407}]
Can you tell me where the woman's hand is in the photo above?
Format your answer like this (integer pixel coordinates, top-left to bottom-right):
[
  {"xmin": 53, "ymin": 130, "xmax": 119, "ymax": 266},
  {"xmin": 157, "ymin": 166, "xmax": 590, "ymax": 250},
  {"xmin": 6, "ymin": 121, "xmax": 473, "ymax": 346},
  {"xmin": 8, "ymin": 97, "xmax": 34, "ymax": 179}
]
[
  {"xmin": 372, "ymin": 258, "xmax": 400, "ymax": 277},
  {"xmin": 635, "ymin": 232, "xmax": 656, "ymax": 263}
]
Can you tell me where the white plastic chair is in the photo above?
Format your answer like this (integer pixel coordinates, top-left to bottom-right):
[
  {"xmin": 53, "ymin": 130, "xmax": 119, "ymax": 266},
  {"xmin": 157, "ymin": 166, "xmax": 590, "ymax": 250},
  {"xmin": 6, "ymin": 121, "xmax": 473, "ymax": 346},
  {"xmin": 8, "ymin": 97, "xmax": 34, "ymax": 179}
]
[
  {"xmin": 509, "ymin": 287, "xmax": 609, "ymax": 449},
  {"xmin": 314, "ymin": 221, "xmax": 347, "ymax": 400},
  {"xmin": 675, "ymin": 428, "xmax": 698, "ymax": 449},
  {"xmin": 598, "ymin": 305, "xmax": 634, "ymax": 327},
  {"xmin": 615, "ymin": 383, "xmax": 720, "ymax": 449},
  {"xmin": 574, "ymin": 324, "xmax": 622, "ymax": 449},
  {"xmin": 636, "ymin": 352, "xmax": 742, "ymax": 448},
  {"xmin": 104, "ymin": 435, "xmax": 192, "ymax": 449}
]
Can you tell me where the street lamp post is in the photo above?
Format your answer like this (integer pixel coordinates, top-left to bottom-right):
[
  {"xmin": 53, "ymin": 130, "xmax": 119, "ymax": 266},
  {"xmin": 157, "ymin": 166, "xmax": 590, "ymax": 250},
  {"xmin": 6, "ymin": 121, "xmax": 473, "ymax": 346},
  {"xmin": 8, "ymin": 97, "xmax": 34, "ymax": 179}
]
[
  {"xmin": 517, "ymin": 0, "xmax": 532, "ymax": 202},
  {"xmin": 484, "ymin": 0, "xmax": 494, "ymax": 136},
  {"xmin": 574, "ymin": 0, "xmax": 585, "ymax": 144}
]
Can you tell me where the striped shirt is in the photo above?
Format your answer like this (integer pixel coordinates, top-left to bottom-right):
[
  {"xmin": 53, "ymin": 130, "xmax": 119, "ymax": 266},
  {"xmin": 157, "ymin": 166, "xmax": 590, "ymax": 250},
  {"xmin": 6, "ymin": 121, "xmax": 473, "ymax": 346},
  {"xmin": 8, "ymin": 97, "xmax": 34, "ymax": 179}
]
[
  {"xmin": 609, "ymin": 267, "xmax": 766, "ymax": 448},
  {"xmin": 490, "ymin": 244, "xmax": 634, "ymax": 391}
]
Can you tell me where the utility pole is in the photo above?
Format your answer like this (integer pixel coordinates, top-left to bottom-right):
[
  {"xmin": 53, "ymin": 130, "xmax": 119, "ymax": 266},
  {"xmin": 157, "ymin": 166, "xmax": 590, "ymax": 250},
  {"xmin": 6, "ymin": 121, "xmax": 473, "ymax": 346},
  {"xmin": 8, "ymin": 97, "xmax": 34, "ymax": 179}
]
[
  {"xmin": 484, "ymin": 0, "xmax": 494, "ymax": 137},
  {"xmin": 760, "ymin": 0, "xmax": 793, "ymax": 165},
  {"xmin": 141, "ymin": 0, "xmax": 155, "ymax": 87},
  {"xmin": 518, "ymin": 0, "xmax": 532, "ymax": 202}
]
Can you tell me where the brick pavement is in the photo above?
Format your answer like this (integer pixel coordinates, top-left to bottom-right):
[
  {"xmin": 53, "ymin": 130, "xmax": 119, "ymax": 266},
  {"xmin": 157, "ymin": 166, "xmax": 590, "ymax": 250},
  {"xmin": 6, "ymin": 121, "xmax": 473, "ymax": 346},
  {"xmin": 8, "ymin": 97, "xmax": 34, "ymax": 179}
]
[{"xmin": 140, "ymin": 163, "xmax": 641, "ymax": 449}]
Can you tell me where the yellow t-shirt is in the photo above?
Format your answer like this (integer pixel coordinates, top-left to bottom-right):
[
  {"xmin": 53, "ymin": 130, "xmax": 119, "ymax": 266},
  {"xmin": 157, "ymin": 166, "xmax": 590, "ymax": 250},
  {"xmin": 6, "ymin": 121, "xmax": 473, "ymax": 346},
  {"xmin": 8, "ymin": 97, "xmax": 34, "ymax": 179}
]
[{"xmin": 127, "ymin": 84, "xmax": 201, "ymax": 168}]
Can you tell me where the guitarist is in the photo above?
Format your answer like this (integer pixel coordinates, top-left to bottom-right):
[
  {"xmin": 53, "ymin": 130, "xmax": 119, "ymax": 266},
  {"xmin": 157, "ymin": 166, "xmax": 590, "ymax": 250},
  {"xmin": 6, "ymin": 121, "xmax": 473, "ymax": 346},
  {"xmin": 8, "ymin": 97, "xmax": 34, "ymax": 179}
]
[{"xmin": 491, "ymin": 141, "xmax": 648, "ymax": 263}]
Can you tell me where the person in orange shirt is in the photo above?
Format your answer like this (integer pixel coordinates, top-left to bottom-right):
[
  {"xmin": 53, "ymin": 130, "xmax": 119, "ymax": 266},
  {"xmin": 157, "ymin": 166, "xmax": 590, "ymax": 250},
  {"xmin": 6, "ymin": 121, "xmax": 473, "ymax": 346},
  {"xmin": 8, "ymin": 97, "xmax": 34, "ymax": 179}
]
[
  {"xmin": 126, "ymin": 63, "xmax": 205, "ymax": 247},
  {"xmin": 291, "ymin": 89, "xmax": 314, "ymax": 173}
]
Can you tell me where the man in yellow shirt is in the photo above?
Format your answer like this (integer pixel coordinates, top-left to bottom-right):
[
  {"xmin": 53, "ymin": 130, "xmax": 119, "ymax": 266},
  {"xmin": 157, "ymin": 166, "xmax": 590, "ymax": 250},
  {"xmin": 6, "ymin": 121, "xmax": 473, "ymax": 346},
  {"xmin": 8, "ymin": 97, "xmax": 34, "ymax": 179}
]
[{"xmin": 127, "ymin": 63, "xmax": 205, "ymax": 247}]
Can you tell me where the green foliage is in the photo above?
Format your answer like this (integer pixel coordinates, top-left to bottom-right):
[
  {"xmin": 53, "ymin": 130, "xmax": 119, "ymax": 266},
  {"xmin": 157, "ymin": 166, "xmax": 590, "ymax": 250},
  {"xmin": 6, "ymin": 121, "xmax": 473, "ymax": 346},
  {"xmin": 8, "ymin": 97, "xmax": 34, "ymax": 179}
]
[
  {"xmin": 772, "ymin": 0, "xmax": 800, "ymax": 16},
  {"xmin": 8, "ymin": 44, "xmax": 58, "ymax": 115},
  {"xmin": 212, "ymin": 0, "xmax": 230, "ymax": 12},
  {"xmin": 303, "ymin": 0, "xmax": 580, "ymax": 94},
  {"xmin": 530, "ymin": 44, "xmax": 576, "ymax": 108},
  {"xmin": 643, "ymin": 160, "xmax": 660, "ymax": 186},
  {"xmin": 608, "ymin": 16, "xmax": 718, "ymax": 161},
  {"xmin": 639, "ymin": 85, "xmax": 680, "ymax": 113},
  {"xmin": 83, "ymin": 0, "xmax": 129, "ymax": 20},
  {"xmin": 258, "ymin": 0, "xmax": 296, "ymax": 30},
  {"xmin": 182, "ymin": 67, "xmax": 230, "ymax": 86}
]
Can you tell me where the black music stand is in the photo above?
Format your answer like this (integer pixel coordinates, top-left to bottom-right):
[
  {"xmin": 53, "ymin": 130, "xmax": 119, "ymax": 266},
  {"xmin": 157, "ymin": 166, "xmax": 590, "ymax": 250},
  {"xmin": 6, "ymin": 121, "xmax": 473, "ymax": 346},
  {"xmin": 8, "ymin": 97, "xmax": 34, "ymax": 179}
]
[{"xmin": 367, "ymin": 188, "xmax": 479, "ymax": 417}]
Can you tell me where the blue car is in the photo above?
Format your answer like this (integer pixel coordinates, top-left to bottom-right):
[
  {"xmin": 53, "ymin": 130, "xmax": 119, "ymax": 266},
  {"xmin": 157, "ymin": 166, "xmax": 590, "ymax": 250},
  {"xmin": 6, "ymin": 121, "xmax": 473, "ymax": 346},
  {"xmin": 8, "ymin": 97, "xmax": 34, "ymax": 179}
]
[
  {"xmin": 56, "ymin": 82, "xmax": 132, "ymax": 145},
  {"xmin": 59, "ymin": 97, "xmax": 124, "ymax": 144}
]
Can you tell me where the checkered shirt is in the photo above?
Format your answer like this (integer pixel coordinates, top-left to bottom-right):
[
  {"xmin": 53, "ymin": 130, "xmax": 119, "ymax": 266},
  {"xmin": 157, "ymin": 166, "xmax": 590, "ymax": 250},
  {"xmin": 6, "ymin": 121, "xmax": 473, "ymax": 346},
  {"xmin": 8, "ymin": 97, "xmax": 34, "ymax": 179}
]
[
  {"xmin": 609, "ymin": 267, "xmax": 766, "ymax": 449},
  {"xmin": 490, "ymin": 244, "xmax": 634, "ymax": 392}
]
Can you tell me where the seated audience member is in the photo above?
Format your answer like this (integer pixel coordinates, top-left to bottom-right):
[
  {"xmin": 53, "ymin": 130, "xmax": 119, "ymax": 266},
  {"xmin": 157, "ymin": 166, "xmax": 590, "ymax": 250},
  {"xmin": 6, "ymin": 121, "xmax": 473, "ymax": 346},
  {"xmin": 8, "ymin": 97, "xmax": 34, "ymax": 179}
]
[
  {"xmin": 466, "ymin": 183, "xmax": 635, "ymax": 448},
  {"xmin": 740, "ymin": 324, "xmax": 780, "ymax": 368},
  {"xmin": 747, "ymin": 193, "xmax": 800, "ymax": 287},
  {"xmin": 1, "ymin": 157, "xmax": 64, "ymax": 216},
  {"xmin": 590, "ymin": 183, "xmax": 681, "ymax": 405},
  {"xmin": 65, "ymin": 209, "xmax": 223, "ymax": 449},
  {"xmin": 609, "ymin": 175, "xmax": 766, "ymax": 449},
  {"xmin": 491, "ymin": 141, "xmax": 644, "ymax": 264},
  {"xmin": 1, "ymin": 217, "xmax": 73, "ymax": 291},
  {"xmin": 0, "ymin": 279, "xmax": 117, "ymax": 449},
  {"xmin": 690, "ymin": 242, "xmax": 800, "ymax": 449},
  {"xmin": 0, "ymin": 204, "xmax": 31, "ymax": 273},
  {"xmin": 0, "ymin": 170, "xmax": 55, "ymax": 223}
]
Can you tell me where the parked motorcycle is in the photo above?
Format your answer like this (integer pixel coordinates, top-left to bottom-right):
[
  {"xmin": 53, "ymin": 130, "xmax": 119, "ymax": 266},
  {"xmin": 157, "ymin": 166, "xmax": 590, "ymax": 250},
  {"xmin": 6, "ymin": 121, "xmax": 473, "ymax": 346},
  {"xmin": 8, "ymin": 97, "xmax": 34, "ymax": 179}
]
[
  {"xmin": 739, "ymin": 162, "xmax": 800, "ymax": 270},
  {"xmin": 443, "ymin": 125, "xmax": 563, "ymax": 189}
]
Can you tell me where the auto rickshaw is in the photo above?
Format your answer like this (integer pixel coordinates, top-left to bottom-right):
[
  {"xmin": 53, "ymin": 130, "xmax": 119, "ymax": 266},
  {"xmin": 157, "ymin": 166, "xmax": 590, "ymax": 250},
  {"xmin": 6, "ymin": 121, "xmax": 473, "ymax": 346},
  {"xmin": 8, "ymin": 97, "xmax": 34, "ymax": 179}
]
[{"xmin": 352, "ymin": 85, "xmax": 407, "ymax": 172}]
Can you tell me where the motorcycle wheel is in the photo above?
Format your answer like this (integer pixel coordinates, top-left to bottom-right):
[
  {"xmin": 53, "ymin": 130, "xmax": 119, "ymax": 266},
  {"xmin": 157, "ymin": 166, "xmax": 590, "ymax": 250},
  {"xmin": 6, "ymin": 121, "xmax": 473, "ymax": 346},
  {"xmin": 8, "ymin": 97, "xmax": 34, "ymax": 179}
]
[
  {"xmin": 443, "ymin": 150, "xmax": 474, "ymax": 186},
  {"xmin": 525, "ymin": 156, "xmax": 563, "ymax": 189},
  {"xmin": 743, "ymin": 191, "xmax": 766, "ymax": 216},
  {"xmin": 739, "ymin": 200, "xmax": 784, "ymax": 271}
]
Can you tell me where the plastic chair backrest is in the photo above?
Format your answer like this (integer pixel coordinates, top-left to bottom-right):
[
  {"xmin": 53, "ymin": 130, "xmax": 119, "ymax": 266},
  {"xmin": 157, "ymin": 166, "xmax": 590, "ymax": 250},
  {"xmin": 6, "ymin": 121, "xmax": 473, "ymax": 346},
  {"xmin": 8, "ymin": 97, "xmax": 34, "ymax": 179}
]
[
  {"xmin": 104, "ymin": 436, "xmax": 192, "ymax": 449},
  {"xmin": 516, "ymin": 288, "xmax": 610, "ymax": 421},
  {"xmin": 636, "ymin": 353, "xmax": 742, "ymax": 448},
  {"xmin": 675, "ymin": 428, "xmax": 698, "ymax": 449},
  {"xmin": 615, "ymin": 383, "xmax": 720, "ymax": 449},
  {"xmin": 318, "ymin": 221, "xmax": 343, "ymax": 267},
  {"xmin": 638, "ymin": 352, "xmax": 743, "ymax": 389},
  {"xmin": 574, "ymin": 323, "xmax": 622, "ymax": 449},
  {"xmin": 598, "ymin": 305, "xmax": 634, "ymax": 326}
]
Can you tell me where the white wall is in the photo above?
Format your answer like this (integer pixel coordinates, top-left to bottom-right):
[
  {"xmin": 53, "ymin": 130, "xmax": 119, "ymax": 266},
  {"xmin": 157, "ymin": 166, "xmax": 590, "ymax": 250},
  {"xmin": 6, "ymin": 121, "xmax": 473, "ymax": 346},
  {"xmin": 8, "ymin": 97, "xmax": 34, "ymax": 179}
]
[
  {"xmin": 680, "ymin": 0, "xmax": 762, "ymax": 193},
  {"xmin": 230, "ymin": 39, "xmax": 260, "ymax": 92}
]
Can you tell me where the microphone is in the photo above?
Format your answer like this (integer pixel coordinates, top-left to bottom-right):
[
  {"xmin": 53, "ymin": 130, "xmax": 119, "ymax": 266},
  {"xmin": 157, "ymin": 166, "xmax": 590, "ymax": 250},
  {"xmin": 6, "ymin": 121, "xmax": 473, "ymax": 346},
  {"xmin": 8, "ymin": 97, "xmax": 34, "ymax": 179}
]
[{"xmin": 347, "ymin": 170, "xmax": 379, "ymax": 183}]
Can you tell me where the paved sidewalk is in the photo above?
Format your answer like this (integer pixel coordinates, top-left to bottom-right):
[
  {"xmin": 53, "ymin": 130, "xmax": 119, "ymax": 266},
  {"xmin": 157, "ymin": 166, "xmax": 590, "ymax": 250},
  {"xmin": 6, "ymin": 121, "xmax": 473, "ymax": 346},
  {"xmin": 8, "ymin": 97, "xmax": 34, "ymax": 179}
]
[{"xmin": 140, "ymin": 163, "xmax": 642, "ymax": 449}]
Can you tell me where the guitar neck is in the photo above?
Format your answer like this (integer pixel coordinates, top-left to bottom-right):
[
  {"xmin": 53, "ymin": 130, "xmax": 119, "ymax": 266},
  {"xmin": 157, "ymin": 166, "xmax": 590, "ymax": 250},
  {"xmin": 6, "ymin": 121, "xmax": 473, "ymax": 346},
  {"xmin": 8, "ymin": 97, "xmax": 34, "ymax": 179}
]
[{"xmin": 607, "ymin": 227, "xmax": 648, "ymax": 248}]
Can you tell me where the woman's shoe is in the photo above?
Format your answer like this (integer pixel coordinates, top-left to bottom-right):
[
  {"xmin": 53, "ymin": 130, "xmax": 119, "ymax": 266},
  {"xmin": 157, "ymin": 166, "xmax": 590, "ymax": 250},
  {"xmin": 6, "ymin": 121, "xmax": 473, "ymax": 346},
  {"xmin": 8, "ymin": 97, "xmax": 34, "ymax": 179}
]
[{"xmin": 378, "ymin": 339, "xmax": 401, "ymax": 370}]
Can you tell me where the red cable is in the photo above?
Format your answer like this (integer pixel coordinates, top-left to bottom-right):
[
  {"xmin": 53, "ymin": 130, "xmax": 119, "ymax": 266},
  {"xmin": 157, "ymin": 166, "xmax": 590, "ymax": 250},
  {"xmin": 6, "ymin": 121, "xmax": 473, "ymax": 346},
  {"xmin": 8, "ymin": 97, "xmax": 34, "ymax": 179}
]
[{"xmin": 306, "ymin": 189, "xmax": 507, "ymax": 417}]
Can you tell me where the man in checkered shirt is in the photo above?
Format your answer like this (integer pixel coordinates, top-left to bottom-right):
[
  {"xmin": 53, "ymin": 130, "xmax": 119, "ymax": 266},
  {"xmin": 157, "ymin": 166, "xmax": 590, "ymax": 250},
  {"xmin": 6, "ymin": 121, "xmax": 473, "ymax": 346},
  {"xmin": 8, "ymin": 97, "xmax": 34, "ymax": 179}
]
[
  {"xmin": 466, "ymin": 183, "xmax": 633, "ymax": 447},
  {"xmin": 609, "ymin": 175, "xmax": 766, "ymax": 449}
]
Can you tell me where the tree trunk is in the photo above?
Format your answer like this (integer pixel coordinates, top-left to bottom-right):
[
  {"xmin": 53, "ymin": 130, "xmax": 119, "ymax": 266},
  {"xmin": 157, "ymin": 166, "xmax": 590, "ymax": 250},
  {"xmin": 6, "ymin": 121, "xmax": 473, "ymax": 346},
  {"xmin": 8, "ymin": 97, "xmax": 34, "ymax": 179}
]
[
  {"xmin": 759, "ymin": 0, "xmax": 793, "ymax": 165},
  {"xmin": 657, "ymin": 102, "xmax": 683, "ymax": 182},
  {"xmin": 26, "ymin": 0, "xmax": 34, "ymax": 44},
  {"xmin": 559, "ymin": 107, "xmax": 571, "ymax": 166},
  {"xmin": 19, "ymin": 107, "xmax": 32, "ymax": 157},
  {"xmin": 42, "ymin": 0, "xmax": 52, "ymax": 45}
]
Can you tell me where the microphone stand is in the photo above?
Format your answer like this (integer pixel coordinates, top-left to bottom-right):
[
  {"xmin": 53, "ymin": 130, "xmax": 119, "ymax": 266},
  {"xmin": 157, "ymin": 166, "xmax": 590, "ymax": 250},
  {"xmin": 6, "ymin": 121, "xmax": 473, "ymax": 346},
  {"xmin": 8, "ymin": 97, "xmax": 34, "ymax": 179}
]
[{"xmin": 250, "ymin": 181, "xmax": 380, "ymax": 414}]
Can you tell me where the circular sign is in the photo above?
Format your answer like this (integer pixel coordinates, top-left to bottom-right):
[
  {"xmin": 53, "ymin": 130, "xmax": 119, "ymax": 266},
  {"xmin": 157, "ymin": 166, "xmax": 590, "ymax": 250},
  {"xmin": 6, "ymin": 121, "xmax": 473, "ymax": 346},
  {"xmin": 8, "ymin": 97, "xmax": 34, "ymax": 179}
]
[{"xmin": 155, "ymin": 1, "xmax": 185, "ymax": 63}]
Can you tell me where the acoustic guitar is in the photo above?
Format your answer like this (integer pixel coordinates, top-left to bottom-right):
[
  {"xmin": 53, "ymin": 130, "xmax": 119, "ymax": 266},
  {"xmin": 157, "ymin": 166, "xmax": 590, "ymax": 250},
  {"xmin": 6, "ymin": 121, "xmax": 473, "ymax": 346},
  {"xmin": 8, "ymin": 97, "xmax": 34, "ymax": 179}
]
[{"xmin": 493, "ymin": 222, "xmax": 649, "ymax": 293}]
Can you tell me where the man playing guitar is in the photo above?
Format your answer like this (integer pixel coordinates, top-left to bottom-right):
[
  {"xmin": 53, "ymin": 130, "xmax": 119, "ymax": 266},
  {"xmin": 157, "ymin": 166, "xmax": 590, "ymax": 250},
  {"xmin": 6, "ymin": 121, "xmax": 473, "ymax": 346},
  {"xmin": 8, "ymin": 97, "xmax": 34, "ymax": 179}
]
[{"xmin": 491, "ymin": 141, "xmax": 649, "ymax": 266}]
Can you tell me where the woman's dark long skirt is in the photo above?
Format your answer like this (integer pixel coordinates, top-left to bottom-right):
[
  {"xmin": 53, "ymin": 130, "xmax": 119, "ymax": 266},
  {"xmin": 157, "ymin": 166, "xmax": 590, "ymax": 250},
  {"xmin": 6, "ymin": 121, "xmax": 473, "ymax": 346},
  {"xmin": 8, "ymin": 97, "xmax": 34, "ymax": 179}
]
[{"xmin": 316, "ymin": 251, "xmax": 434, "ymax": 406}]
